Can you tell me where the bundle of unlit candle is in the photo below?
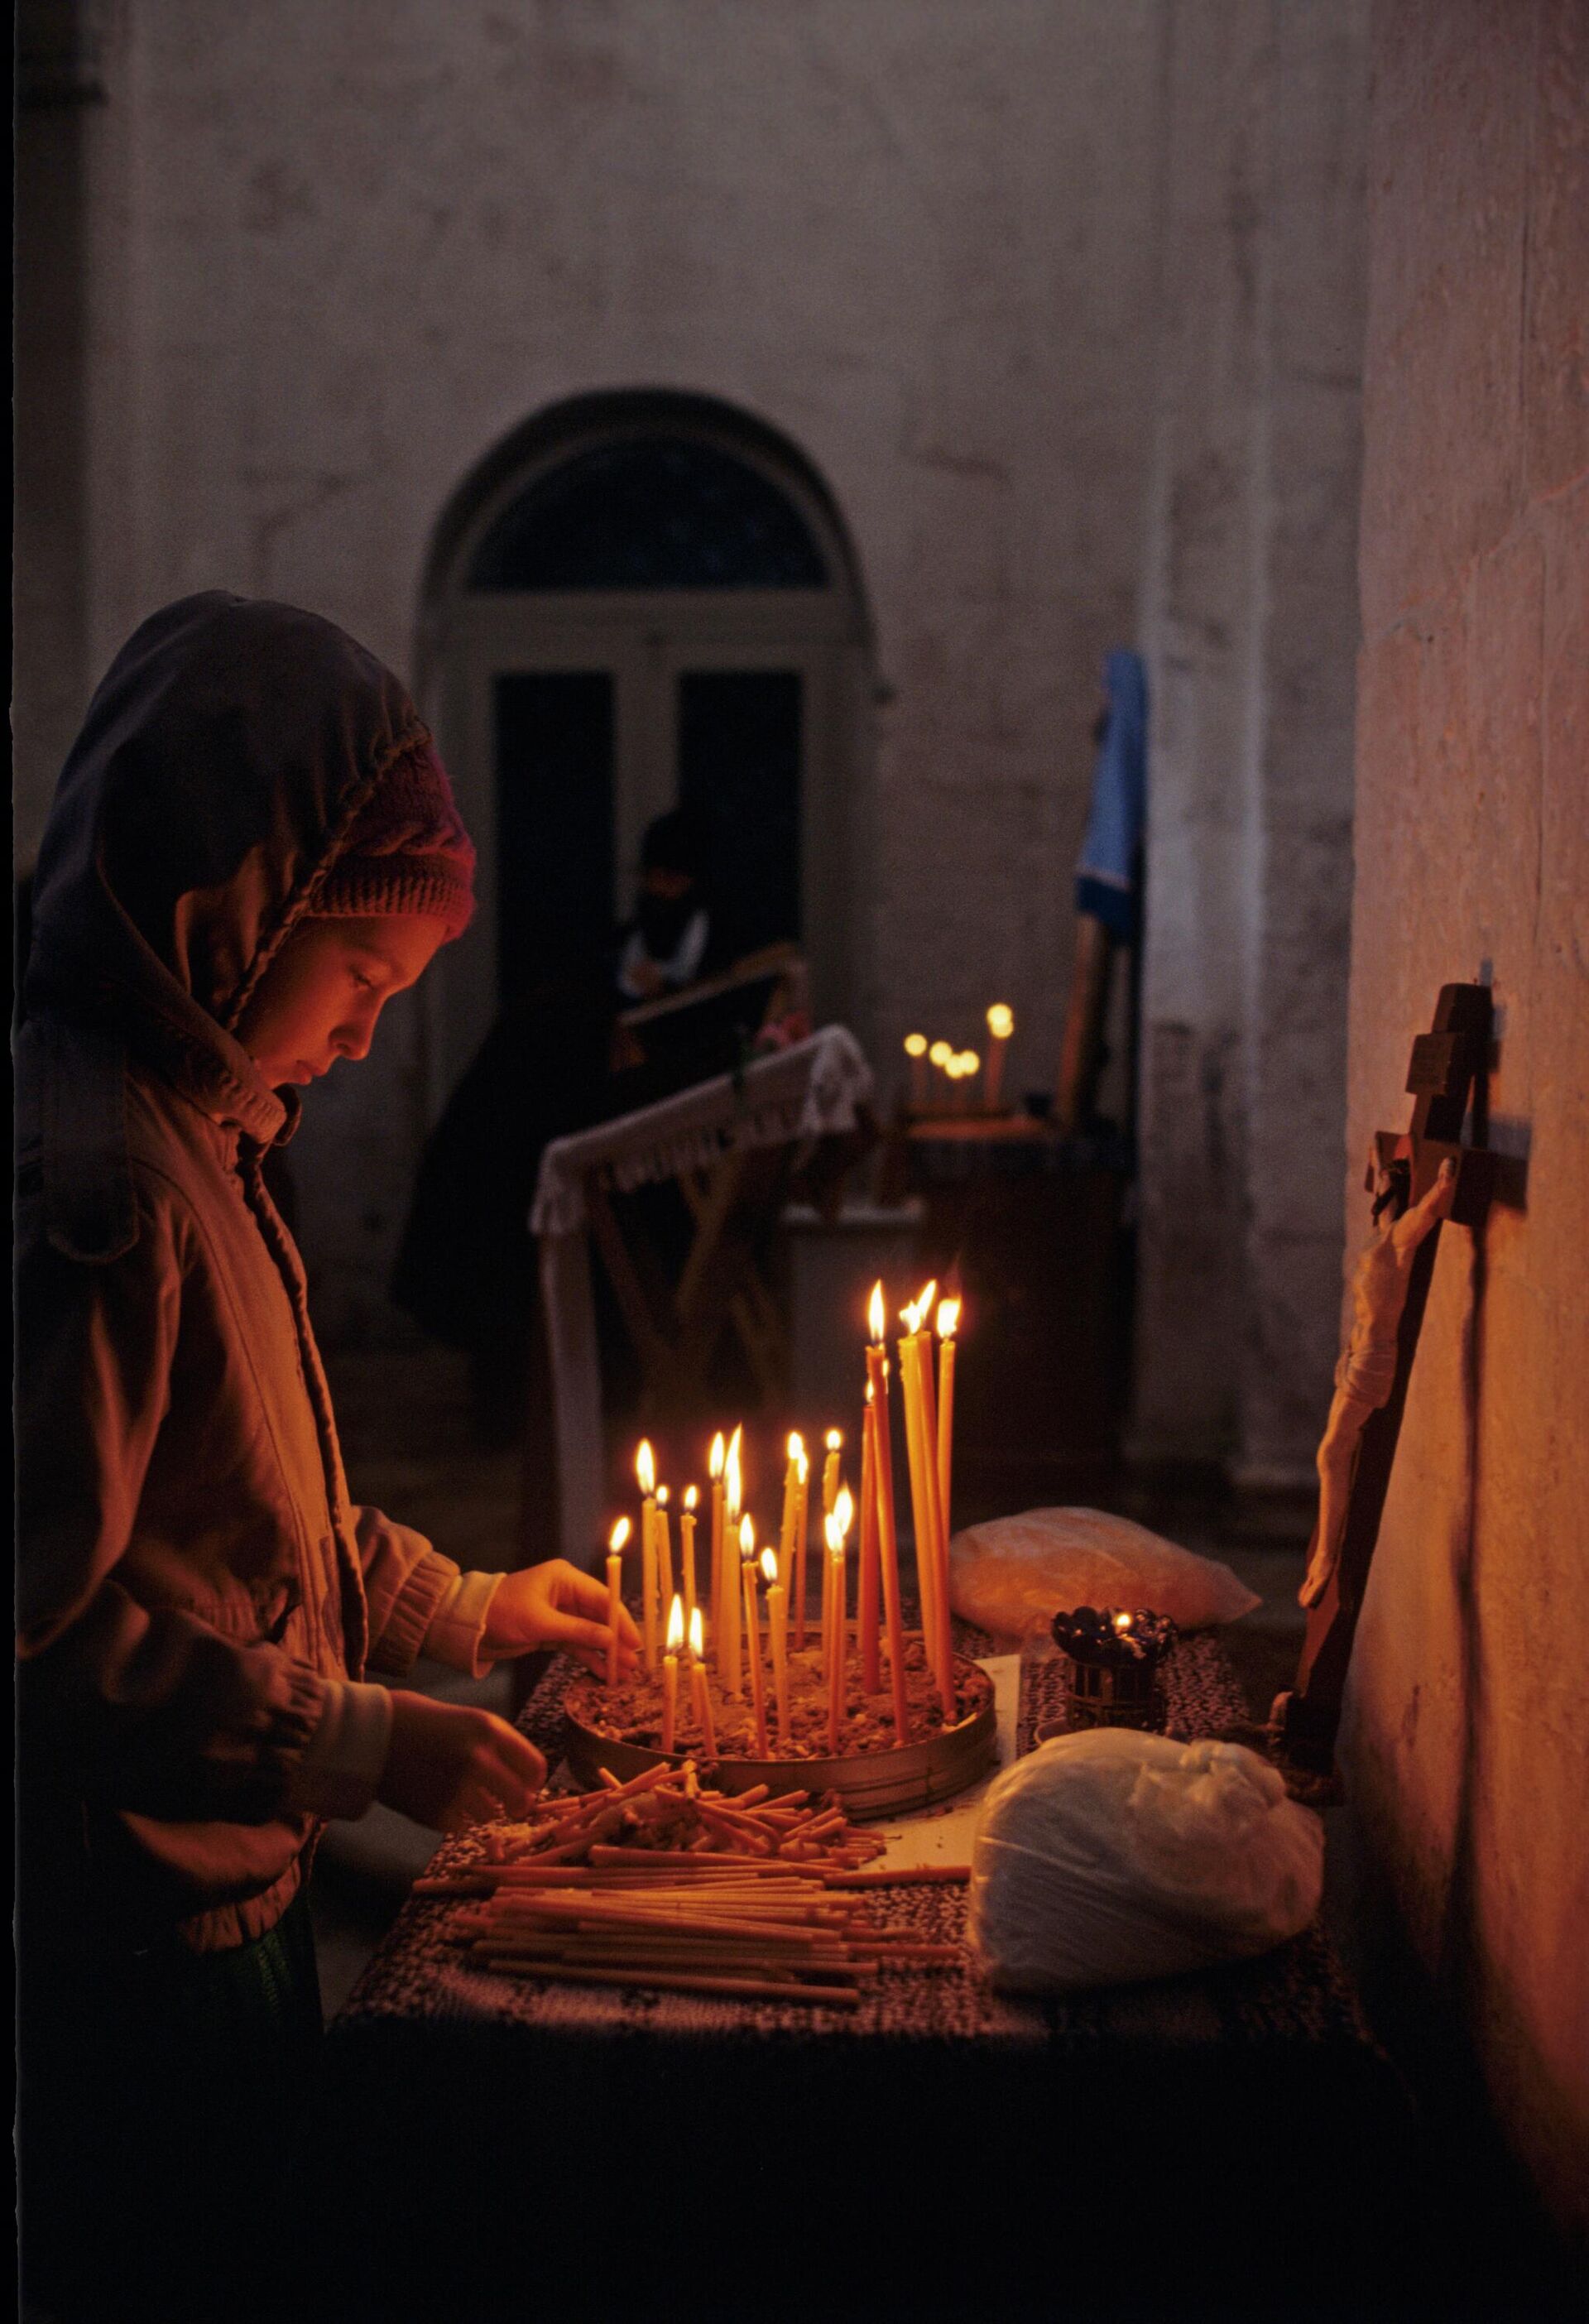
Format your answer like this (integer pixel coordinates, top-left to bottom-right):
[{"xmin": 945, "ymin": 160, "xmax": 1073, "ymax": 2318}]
[{"xmin": 415, "ymin": 1761, "xmax": 970, "ymax": 2006}]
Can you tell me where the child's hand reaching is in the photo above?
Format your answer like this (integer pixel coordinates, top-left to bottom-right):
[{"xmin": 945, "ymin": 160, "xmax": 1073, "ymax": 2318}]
[
  {"xmin": 481, "ymin": 1558, "xmax": 641, "ymax": 1680},
  {"xmin": 380, "ymin": 1693, "xmax": 546, "ymax": 1831}
]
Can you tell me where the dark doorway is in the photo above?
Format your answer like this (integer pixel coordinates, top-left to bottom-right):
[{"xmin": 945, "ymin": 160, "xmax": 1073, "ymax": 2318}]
[
  {"xmin": 677, "ymin": 668, "xmax": 802, "ymax": 963},
  {"xmin": 493, "ymin": 671, "xmax": 615, "ymax": 1001}
]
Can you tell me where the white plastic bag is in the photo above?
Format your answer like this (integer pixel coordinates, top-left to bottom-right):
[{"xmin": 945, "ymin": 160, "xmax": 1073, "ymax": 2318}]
[
  {"xmin": 967, "ymin": 1729, "xmax": 1323, "ymax": 1991},
  {"xmin": 948, "ymin": 1507, "xmax": 1260, "ymax": 1640}
]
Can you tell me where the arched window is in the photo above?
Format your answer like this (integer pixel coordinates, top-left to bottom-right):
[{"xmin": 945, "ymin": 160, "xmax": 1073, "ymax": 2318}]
[{"xmin": 418, "ymin": 393, "xmax": 871, "ymax": 1092}]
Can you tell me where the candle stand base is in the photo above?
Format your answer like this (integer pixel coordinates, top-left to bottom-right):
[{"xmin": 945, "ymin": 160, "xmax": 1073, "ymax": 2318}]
[{"xmin": 564, "ymin": 1652, "xmax": 997, "ymax": 1821}]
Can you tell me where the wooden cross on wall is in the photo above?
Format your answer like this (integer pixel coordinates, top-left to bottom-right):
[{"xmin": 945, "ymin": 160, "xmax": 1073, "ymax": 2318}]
[{"xmin": 1272, "ymin": 982, "xmax": 1497, "ymax": 1774}]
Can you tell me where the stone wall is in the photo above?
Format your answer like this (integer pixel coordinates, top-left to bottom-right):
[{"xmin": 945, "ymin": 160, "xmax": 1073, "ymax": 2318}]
[
  {"xmin": 1132, "ymin": 0, "xmax": 1370, "ymax": 1489},
  {"xmin": 1342, "ymin": 0, "xmax": 1589, "ymax": 2240}
]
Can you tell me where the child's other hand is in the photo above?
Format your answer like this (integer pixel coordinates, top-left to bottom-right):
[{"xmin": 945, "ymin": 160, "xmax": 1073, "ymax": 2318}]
[
  {"xmin": 482, "ymin": 1560, "xmax": 641, "ymax": 1680},
  {"xmin": 380, "ymin": 1693, "xmax": 546, "ymax": 1831}
]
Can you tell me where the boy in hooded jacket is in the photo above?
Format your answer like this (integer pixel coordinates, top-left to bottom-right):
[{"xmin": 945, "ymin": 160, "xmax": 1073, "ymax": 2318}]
[{"xmin": 15, "ymin": 593, "xmax": 640, "ymax": 2320}]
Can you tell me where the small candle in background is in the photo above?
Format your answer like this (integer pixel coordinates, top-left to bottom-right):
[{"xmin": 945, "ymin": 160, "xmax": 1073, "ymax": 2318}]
[
  {"xmin": 636, "ymin": 1439, "xmax": 659, "ymax": 1673},
  {"xmin": 740, "ymin": 1516, "xmax": 769, "ymax": 1756},
  {"xmin": 929, "ymin": 1040, "xmax": 953, "ymax": 1112},
  {"xmin": 822, "ymin": 1428, "xmax": 843, "ymax": 1520},
  {"xmin": 722, "ymin": 1426, "xmax": 744, "ymax": 1697},
  {"xmin": 662, "ymin": 1594, "xmax": 684, "ymax": 1754},
  {"xmin": 605, "ymin": 1516, "xmax": 631, "ymax": 1688},
  {"xmin": 688, "ymin": 1606, "xmax": 718, "ymax": 1756},
  {"xmin": 708, "ymin": 1431, "xmax": 726, "ymax": 1656},
  {"xmin": 681, "ymin": 1484, "xmax": 699, "ymax": 1624},
  {"xmin": 761, "ymin": 1547, "xmax": 790, "ymax": 1746},
  {"xmin": 655, "ymin": 1486, "xmax": 674, "ymax": 1616},
  {"xmin": 903, "ymin": 1031, "xmax": 929, "ymax": 1108},
  {"xmin": 984, "ymin": 1003, "xmax": 1014, "ymax": 1112}
]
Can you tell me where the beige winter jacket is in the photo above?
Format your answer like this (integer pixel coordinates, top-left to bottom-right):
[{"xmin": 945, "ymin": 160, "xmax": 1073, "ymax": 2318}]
[{"xmin": 17, "ymin": 593, "xmax": 493, "ymax": 1952}]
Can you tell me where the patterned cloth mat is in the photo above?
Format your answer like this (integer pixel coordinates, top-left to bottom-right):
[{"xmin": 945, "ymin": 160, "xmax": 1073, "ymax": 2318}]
[{"xmin": 333, "ymin": 1624, "xmax": 1370, "ymax": 2057}]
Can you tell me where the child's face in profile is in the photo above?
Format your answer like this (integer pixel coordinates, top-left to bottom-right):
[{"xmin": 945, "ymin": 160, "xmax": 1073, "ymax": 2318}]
[{"xmin": 237, "ymin": 914, "xmax": 446, "ymax": 1088}]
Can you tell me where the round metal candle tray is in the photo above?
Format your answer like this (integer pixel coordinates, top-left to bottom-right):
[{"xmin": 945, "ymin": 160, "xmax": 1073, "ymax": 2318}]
[{"xmin": 562, "ymin": 1651, "xmax": 998, "ymax": 1822}]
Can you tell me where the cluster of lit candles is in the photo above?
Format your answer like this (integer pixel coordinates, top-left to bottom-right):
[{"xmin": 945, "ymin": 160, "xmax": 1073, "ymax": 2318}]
[
  {"xmin": 903, "ymin": 1003, "xmax": 1015, "ymax": 1112},
  {"xmin": 604, "ymin": 1279, "xmax": 964, "ymax": 1760}
]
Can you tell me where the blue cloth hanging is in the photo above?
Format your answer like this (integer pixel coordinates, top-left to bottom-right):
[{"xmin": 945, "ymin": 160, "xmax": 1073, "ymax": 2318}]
[{"xmin": 1075, "ymin": 649, "xmax": 1148, "ymax": 941}]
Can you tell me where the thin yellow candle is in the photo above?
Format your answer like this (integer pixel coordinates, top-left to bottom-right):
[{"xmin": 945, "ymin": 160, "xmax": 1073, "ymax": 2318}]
[
  {"xmin": 822, "ymin": 1428, "xmax": 843, "ymax": 1519},
  {"xmin": 605, "ymin": 1516, "xmax": 631, "ymax": 1688},
  {"xmin": 655, "ymin": 1485, "xmax": 674, "ymax": 1616},
  {"xmin": 761, "ymin": 1546, "xmax": 790, "ymax": 1747},
  {"xmin": 929, "ymin": 1039, "xmax": 952, "ymax": 1112},
  {"xmin": 857, "ymin": 1386, "xmax": 881, "ymax": 1693},
  {"xmin": 740, "ymin": 1516, "xmax": 768, "ymax": 1756},
  {"xmin": 792, "ymin": 1441, "xmax": 811, "ymax": 1649},
  {"xmin": 708, "ymin": 1431, "xmax": 726, "ymax": 1664},
  {"xmin": 688, "ymin": 1606, "xmax": 718, "ymax": 1757},
  {"xmin": 935, "ymin": 1298, "xmax": 960, "ymax": 1551},
  {"xmin": 962, "ymin": 1050, "xmax": 981, "ymax": 1112},
  {"xmin": 826, "ymin": 1488, "xmax": 854, "ymax": 1755},
  {"xmin": 722, "ymin": 1427, "xmax": 743, "ymax": 1697},
  {"xmin": 779, "ymin": 1433, "xmax": 804, "ymax": 1590},
  {"xmin": 661, "ymin": 1593, "xmax": 684, "ymax": 1755},
  {"xmin": 985, "ymin": 1003, "xmax": 1014, "ymax": 1112},
  {"xmin": 907, "ymin": 1295, "xmax": 956, "ymax": 1723},
  {"xmin": 899, "ymin": 1284, "xmax": 953, "ymax": 1719},
  {"xmin": 681, "ymin": 1484, "xmax": 698, "ymax": 1624},
  {"xmin": 904, "ymin": 1030, "xmax": 929, "ymax": 1109},
  {"xmin": 866, "ymin": 1283, "xmax": 912, "ymax": 1741},
  {"xmin": 636, "ymin": 1439, "xmax": 659, "ymax": 1673}
]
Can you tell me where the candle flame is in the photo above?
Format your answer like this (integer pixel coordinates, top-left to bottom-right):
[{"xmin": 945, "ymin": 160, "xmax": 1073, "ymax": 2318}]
[
  {"xmin": 684, "ymin": 1483, "xmax": 698, "ymax": 1510},
  {"xmin": 929, "ymin": 1040, "xmax": 952, "ymax": 1067},
  {"xmin": 636, "ymin": 1438, "xmax": 655, "ymax": 1495},
  {"xmin": 1113, "ymin": 1611, "xmax": 1133, "ymax": 1633},
  {"xmin": 608, "ymin": 1516, "xmax": 631, "ymax": 1554},
  {"xmin": 709, "ymin": 1431, "xmax": 725, "ymax": 1480},
  {"xmin": 943, "ymin": 1055, "xmax": 963, "ymax": 1082},
  {"xmin": 796, "ymin": 1447, "xmax": 809, "ymax": 1485},
  {"xmin": 655, "ymin": 1484, "xmax": 669, "ymax": 1508},
  {"xmin": 959, "ymin": 1050, "xmax": 980, "ymax": 1075},
  {"xmin": 918, "ymin": 1278, "xmax": 939, "ymax": 1318},
  {"xmin": 825, "ymin": 1428, "xmax": 843, "ymax": 1452},
  {"xmin": 824, "ymin": 1512, "xmax": 838, "ymax": 1553},
  {"xmin": 903, "ymin": 1032, "xmax": 928, "ymax": 1058},
  {"xmin": 689, "ymin": 1605, "xmax": 705, "ymax": 1659},
  {"xmin": 936, "ymin": 1296, "xmax": 961, "ymax": 1339},
  {"xmin": 786, "ymin": 1430, "xmax": 804, "ymax": 1464},
  {"xmin": 865, "ymin": 1379, "xmax": 875, "ymax": 1406},
  {"xmin": 738, "ymin": 1513, "xmax": 756, "ymax": 1561},
  {"xmin": 666, "ymin": 1595, "xmax": 685, "ymax": 1653},
  {"xmin": 987, "ymin": 1002, "xmax": 1014, "ymax": 1040},
  {"xmin": 760, "ymin": 1547, "xmax": 779, "ymax": 1586},
  {"xmin": 833, "ymin": 1484, "xmax": 855, "ymax": 1542},
  {"xmin": 901, "ymin": 1278, "xmax": 939, "ymax": 1335},
  {"xmin": 726, "ymin": 1428, "xmax": 742, "ymax": 1519},
  {"xmin": 868, "ymin": 1280, "xmax": 886, "ymax": 1342}
]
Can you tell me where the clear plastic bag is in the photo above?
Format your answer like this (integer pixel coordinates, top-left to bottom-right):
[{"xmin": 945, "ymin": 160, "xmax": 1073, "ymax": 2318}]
[{"xmin": 967, "ymin": 1729, "xmax": 1323, "ymax": 1991}]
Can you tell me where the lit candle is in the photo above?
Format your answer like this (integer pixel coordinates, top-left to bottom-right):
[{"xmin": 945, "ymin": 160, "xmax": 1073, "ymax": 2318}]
[
  {"xmin": 857, "ymin": 1383, "xmax": 881, "ymax": 1693},
  {"xmin": 866, "ymin": 1282, "xmax": 913, "ymax": 1741},
  {"xmin": 826, "ymin": 1487, "xmax": 854, "ymax": 1755},
  {"xmin": 779, "ymin": 1433, "xmax": 804, "ymax": 1590},
  {"xmin": 761, "ymin": 1547, "xmax": 790, "ymax": 1747},
  {"xmin": 929, "ymin": 1039, "xmax": 953, "ymax": 1109},
  {"xmin": 792, "ymin": 1440, "xmax": 811, "ymax": 1649},
  {"xmin": 985, "ymin": 1003, "xmax": 1014, "ymax": 1112},
  {"xmin": 740, "ymin": 1517, "xmax": 768, "ymax": 1756},
  {"xmin": 681, "ymin": 1483, "xmax": 699, "ymax": 1625},
  {"xmin": 936, "ymin": 1297, "xmax": 960, "ymax": 1549},
  {"xmin": 605, "ymin": 1516, "xmax": 631, "ymax": 1688},
  {"xmin": 904, "ymin": 1030, "xmax": 929, "ymax": 1109},
  {"xmin": 722, "ymin": 1426, "xmax": 743, "ymax": 1697},
  {"xmin": 708, "ymin": 1430, "xmax": 726, "ymax": 1661},
  {"xmin": 662, "ymin": 1593, "xmax": 684, "ymax": 1755},
  {"xmin": 899, "ymin": 1284, "xmax": 955, "ymax": 1722},
  {"xmin": 636, "ymin": 1439, "xmax": 659, "ymax": 1673},
  {"xmin": 688, "ymin": 1605, "xmax": 718, "ymax": 1757},
  {"xmin": 655, "ymin": 1485, "xmax": 674, "ymax": 1617},
  {"xmin": 822, "ymin": 1427, "xmax": 843, "ymax": 1520},
  {"xmin": 961, "ymin": 1050, "xmax": 981, "ymax": 1112}
]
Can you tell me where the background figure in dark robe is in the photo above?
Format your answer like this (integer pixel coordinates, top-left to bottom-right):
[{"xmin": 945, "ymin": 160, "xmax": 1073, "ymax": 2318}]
[{"xmin": 614, "ymin": 808, "xmax": 720, "ymax": 1001}]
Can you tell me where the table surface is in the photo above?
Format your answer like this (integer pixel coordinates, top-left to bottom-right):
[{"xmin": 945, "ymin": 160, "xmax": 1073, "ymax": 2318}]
[{"xmin": 333, "ymin": 1625, "xmax": 1366, "ymax": 2058}]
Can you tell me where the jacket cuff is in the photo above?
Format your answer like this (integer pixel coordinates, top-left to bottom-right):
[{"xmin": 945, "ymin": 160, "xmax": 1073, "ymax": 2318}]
[
  {"xmin": 368, "ymin": 1547, "xmax": 458, "ymax": 1678},
  {"xmin": 421, "ymin": 1569, "xmax": 506, "ymax": 1678},
  {"xmin": 282, "ymin": 1681, "xmax": 395, "ymax": 1820}
]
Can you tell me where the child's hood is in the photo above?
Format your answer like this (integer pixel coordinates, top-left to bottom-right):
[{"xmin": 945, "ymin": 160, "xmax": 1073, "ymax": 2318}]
[{"xmin": 26, "ymin": 591, "xmax": 432, "ymax": 1068}]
